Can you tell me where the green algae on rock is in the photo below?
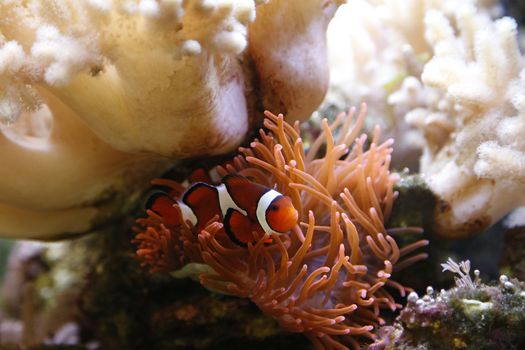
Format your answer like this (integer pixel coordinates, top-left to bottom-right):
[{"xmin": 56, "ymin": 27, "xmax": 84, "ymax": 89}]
[
  {"xmin": 369, "ymin": 259, "xmax": 525, "ymax": 350},
  {"xmin": 387, "ymin": 172, "xmax": 437, "ymax": 231}
]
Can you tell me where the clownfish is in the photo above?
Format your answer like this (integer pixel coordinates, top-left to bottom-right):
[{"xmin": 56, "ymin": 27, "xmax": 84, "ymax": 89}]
[{"xmin": 146, "ymin": 174, "xmax": 299, "ymax": 246}]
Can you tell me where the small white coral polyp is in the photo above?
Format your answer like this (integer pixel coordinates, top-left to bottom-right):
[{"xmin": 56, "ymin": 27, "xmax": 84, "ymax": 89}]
[{"xmin": 134, "ymin": 105, "xmax": 428, "ymax": 350}]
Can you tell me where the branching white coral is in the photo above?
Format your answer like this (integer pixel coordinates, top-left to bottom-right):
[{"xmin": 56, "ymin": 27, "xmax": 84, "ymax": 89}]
[
  {"xmin": 327, "ymin": 0, "xmax": 524, "ymax": 237},
  {"xmin": 417, "ymin": 7, "xmax": 525, "ymax": 237},
  {"xmin": 325, "ymin": 0, "xmax": 502, "ymax": 170},
  {"xmin": 0, "ymin": 0, "xmax": 340, "ymax": 239}
]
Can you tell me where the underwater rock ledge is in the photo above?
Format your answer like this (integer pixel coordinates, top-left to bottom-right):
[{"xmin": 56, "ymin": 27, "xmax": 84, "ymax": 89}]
[
  {"xmin": 369, "ymin": 260, "xmax": 525, "ymax": 350},
  {"xmin": 0, "ymin": 227, "xmax": 310, "ymax": 350}
]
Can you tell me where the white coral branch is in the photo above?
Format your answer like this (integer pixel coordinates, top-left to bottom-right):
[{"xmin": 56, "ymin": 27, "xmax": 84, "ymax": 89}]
[
  {"xmin": 419, "ymin": 10, "xmax": 525, "ymax": 236},
  {"xmin": 325, "ymin": 0, "xmax": 520, "ymax": 237}
]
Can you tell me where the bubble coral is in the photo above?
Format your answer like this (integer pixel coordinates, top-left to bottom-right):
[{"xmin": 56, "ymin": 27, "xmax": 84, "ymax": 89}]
[{"xmin": 134, "ymin": 104, "xmax": 428, "ymax": 349}]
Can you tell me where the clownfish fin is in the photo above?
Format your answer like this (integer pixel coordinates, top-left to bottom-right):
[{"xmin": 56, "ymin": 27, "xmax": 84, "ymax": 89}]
[
  {"xmin": 182, "ymin": 182, "xmax": 221, "ymax": 230},
  {"xmin": 222, "ymin": 174, "xmax": 270, "ymax": 218},
  {"xmin": 145, "ymin": 192, "xmax": 180, "ymax": 227},
  {"xmin": 189, "ymin": 168, "xmax": 212, "ymax": 184},
  {"xmin": 222, "ymin": 173, "xmax": 252, "ymax": 186},
  {"xmin": 223, "ymin": 209, "xmax": 257, "ymax": 247},
  {"xmin": 182, "ymin": 182, "xmax": 217, "ymax": 208}
]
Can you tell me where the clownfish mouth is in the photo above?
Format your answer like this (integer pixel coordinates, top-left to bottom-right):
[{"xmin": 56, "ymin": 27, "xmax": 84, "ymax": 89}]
[{"xmin": 291, "ymin": 208, "xmax": 299, "ymax": 225}]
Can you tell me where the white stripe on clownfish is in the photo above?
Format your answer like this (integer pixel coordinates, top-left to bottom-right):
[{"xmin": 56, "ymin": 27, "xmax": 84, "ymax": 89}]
[
  {"xmin": 177, "ymin": 183, "xmax": 249, "ymax": 229},
  {"xmin": 216, "ymin": 184, "xmax": 248, "ymax": 218},
  {"xmin": 256, "ymin": 189, "xmax": 283, "ymax": 235},
  {"xmin": 178, "ymin": 201, "xmax": 198, "ymax": 227}
]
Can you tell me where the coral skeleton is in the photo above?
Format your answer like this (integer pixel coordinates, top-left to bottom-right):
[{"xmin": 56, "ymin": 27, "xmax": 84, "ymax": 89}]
[
  {"xmin": 134, "ymin": 105, "xmax": 428, "ymax": 349},
  {"xmin": 0, "ymin": 0, "xmax": 340, "ymax": 239}
]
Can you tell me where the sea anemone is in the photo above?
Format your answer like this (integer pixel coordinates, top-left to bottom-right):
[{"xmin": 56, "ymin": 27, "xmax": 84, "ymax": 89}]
[{"xmin": 134, "ymin": 104, "xmax": 428, "ymax": 349}]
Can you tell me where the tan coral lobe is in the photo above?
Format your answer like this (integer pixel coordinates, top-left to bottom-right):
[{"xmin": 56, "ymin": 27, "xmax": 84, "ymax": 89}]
[
  {"xmin": 134, "ymin": 105, "xmax": 428, "ymax": 349},
  {"xmin": 0, "ymin": 0, "xmax": 339, "ymax": 239},
  {"xmin": 249, "ymin": 0, "xmax": 338, "ymax": 120}
]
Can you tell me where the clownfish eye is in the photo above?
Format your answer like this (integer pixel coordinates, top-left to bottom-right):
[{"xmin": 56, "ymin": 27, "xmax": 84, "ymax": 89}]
[{"xmin": 269, "ymin": 204, "xmax": 279, "ymax": 211}]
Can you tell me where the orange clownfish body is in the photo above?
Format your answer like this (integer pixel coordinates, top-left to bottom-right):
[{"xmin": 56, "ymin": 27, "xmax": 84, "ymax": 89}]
[{"xmin": 147, "ymin": 174, "xmax": 298, "ymax": 246}]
